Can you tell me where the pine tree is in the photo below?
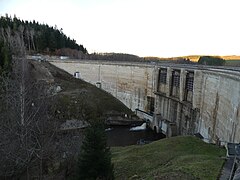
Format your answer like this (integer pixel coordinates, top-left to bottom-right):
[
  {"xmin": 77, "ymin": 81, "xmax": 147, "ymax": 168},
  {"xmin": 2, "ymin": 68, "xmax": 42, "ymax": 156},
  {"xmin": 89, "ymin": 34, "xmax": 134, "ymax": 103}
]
[
  {"xmin": 0, "ymin": 40, "xmax": 11, "ymax": 73},
  {"xmin": 77, "ymin": 120, "xmax": 114, "ymax": 180}
]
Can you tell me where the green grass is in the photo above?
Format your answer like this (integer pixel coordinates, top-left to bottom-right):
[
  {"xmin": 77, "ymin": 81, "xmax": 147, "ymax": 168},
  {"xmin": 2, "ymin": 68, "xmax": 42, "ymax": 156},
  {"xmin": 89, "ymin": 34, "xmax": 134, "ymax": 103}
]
[
  {"xmin": 225, "ymin": 60, "xmax": 240, "ymax": 66},
  {"xmin": 44, "ymin": 62, "xmax": 134, "ymax": 121},
  {"xmin": 112, "ymin": 136, "xmax": 226, "ymax": 180}
]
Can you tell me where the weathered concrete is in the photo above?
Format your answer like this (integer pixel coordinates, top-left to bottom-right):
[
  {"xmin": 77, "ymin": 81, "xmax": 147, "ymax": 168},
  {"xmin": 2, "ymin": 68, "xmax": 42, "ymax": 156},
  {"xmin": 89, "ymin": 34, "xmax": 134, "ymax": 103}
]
[
  {"xmin": 50, "ymin": 59, "xmax": 240, "ymax": 144},
  {"xmin": 50, "ymin": 60, "xmax": 155, "ymax": 112},
  {"xmin": 197, "ymin": 70, "xmax": 240, "ymax": 144}
]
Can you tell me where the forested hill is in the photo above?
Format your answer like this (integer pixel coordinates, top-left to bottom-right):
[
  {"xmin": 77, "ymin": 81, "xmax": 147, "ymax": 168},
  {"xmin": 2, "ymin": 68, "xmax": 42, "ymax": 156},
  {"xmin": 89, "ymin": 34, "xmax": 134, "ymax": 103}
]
[{"xmin": 0, "ymin": 15, "xmax": 87, "ymax": 54}]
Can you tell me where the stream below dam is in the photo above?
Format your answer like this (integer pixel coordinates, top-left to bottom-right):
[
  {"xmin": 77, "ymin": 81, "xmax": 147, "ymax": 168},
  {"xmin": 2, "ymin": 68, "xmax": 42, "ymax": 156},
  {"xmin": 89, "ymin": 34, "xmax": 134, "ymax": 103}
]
[{"xmin": 106, "ymin": 125, "xmax": 166, "ymax": 147}]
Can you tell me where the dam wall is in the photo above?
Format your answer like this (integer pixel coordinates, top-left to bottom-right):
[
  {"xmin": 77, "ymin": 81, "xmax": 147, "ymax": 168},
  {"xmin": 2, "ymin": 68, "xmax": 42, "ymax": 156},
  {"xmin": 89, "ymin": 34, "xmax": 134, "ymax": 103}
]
[
  {"xmin": 196, "ymin": 69, "xmax": 240, "ymax": 144},
  {"xmin": 153, "ymin": 66, "xmax": 240, "ymax": 143},
  {"xmin": 50, "ymin": 60, "xmax": 155, "ymax": 112},
  {"xmin": 50, "ymin": 60, "xmax": 240, "ymax": 144}
]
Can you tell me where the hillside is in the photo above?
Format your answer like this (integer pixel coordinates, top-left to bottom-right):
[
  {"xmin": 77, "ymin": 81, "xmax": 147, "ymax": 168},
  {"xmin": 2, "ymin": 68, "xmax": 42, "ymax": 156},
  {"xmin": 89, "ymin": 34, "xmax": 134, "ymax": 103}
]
[
  {"xmin": 0, "ymin": 15, "xmax": 87, "ymax": 56},
  {"xmin": 184, "ymin": 55, "xmax": 240, "ymax": 66},
  {"xmin": 30, "ymin": 60, "xmax": 135, "ymax": 120},
  {"xmin": 149, "ymin": 55, "xmax": 240, "ymax": 63},
  {"xmin": 0, "ymin": 58, "xmax": 138, "ymax": 178},
  {"xmin": 112, "ymin": 136, "xmax": 226, "ymax": 180},
  {"xmin": 220, "ymin": 55, "xmax": 240, "ymax": 61}
]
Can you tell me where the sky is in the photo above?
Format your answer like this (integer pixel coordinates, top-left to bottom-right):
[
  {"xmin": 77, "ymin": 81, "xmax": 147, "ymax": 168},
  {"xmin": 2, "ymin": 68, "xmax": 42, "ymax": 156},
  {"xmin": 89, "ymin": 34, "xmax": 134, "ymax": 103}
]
[{"xmin": 0, "ymin": 0, "xmax": 240, "ymax": 57}]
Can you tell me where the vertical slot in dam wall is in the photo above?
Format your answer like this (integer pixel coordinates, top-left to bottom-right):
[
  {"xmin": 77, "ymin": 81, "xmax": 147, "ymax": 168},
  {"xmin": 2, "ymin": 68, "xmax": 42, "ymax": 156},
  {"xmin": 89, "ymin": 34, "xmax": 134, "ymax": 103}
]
[{"xmin": 50, "ymin": 60, "xmax": 240, "ymax": 144}]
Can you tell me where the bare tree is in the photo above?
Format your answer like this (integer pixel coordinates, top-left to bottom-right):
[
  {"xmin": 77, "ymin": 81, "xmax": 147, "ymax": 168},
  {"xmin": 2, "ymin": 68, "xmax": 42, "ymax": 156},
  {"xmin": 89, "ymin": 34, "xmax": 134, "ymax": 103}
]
[
  {"xmin": 0, "ymin": 58, "xmax": 51, "ymax": 177},
  {"xmin": 29, "ymin": 28, "xmax": 36, "ymax": 51},
  {"xmin": 0, "ymin": 29, "xmax": 57, "ymax": 179},
  {"xmin": 26, "ymin": 28, "xmax": 31, "ymax": 51}
]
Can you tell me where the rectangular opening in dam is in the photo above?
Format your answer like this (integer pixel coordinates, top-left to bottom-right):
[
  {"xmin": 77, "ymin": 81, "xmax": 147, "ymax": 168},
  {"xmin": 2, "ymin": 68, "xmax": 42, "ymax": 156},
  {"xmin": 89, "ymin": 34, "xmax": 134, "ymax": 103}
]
[
  {"xmin": 147, "ymin": 96, "xmax": 155, "ymax": 114},
  {"xmin": 184, "ymin": 71, "xmax": 194, "ymax": 102},
  {"xmin": 170, "ymin": 70, "xmax": 180, "ymax": 98},
  {"xmin": 157, "ymin": 68, "xmax": 167, "ymax": 93},
  {"xmin": 159, "ymin": 68, "xmax": 167, "ymax": 84}
]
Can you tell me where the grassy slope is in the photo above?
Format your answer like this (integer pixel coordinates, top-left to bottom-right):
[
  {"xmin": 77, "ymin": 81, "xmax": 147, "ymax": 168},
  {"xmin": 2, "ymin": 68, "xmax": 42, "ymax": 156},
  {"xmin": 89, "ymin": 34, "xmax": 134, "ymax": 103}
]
[
  {"xmin": 32, "ymin": 61, "xmax": 134, "ymax": 122},
  {"xmin": 224, "ymin": 60, "xmax": 240, "ymax": 66},
  {"xmin": 112, "ymin": 136, "xmax": 226, "ymax": 180}
]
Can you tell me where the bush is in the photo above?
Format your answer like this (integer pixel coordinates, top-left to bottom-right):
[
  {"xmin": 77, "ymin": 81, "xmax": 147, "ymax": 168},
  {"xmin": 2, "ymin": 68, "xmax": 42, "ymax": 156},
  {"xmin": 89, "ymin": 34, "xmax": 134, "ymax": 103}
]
[{"xmin": 198, "ymin": 56, "xmax": 225, "ymax": 66}]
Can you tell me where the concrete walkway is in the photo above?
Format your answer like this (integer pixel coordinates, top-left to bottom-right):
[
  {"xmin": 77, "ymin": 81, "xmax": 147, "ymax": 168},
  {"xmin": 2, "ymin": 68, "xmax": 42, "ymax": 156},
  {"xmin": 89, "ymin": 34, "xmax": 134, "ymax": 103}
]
[
  {"xmin": 219, "ymin": 143, "xmax": 240, "ymax": 180},
  {"xmin": 219, "ymin": 157, "xmax": 235, "ymax": 180}
]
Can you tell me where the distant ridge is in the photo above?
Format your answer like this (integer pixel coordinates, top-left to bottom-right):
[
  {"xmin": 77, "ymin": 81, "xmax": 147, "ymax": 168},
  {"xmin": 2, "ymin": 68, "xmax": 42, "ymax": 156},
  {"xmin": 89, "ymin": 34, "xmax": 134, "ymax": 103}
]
[{"xmin": 145, "ymin": 55, "xmax": 240, "ymax": 62}]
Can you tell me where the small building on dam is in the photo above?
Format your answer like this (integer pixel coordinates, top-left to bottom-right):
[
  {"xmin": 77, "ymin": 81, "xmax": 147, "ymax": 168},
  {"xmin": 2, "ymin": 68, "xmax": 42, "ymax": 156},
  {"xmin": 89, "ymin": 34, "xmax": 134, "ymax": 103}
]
[{"xmin": 50, "ymin": 59, "xmax": 240, "ymax": 145}]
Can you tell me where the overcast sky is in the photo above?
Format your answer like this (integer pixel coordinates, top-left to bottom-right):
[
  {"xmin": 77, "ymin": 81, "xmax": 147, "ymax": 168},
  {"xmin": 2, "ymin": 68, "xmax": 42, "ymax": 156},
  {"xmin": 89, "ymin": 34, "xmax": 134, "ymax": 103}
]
[{"xmin": 1, "ymin": 0, "xmax": 240, "ymax": 57}]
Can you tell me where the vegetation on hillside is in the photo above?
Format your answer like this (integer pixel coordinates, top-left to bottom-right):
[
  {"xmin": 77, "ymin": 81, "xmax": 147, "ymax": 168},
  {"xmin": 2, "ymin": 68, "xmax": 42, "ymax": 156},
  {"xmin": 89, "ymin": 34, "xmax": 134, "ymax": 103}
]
[
  {"xmin": 220, "ymin": 55, "xmax": 240, "ymax": 61},
  {"xmin": 0, "ymin": 14, "xmax": 87, "ymax": 56},
  {"xmin": 0, "ymin": 57, "xmax": 57, "ymax": 178},
  {"xmin": 87, "ymin": 52, "xmax": 142, "ymax": 61},
  {"xmin": 86, "ymin": 53, "xmax": 196, "ymax": 64},
  {"xmin": 198, "ymin": 56, "xmax": 225, "ymax": 66},
  {"xmin": 0, "ymin": 40, "xmax": 11, "ymax": 73},
  {"xmin": 225, "ymin": 60, "xmax": 240, "ymax": 66},
  {"xmin": 0, "ymin": 57, "xmax": 134, "ymax": 178},
  {"xmin": 44, "ymin": 61, "xmax": 134, "ymax": 118},
  {"xmin": 77, "ymin": 120, "xmax": 114, "ymax": 179},
  {"xmin": 112, "ymin": 136, "xmax": 226, "ymax": 179},
  {"xmin": 145, "ymin": 55, "xmax": 240, "ymax": 65}
]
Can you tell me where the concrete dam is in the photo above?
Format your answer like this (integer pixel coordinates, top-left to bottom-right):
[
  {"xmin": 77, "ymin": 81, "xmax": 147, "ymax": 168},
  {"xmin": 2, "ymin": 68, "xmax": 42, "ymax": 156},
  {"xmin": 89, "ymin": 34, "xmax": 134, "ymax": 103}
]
[{"xmin": 50, "ymin": 60, "xmax": 240, "ymax": 145}]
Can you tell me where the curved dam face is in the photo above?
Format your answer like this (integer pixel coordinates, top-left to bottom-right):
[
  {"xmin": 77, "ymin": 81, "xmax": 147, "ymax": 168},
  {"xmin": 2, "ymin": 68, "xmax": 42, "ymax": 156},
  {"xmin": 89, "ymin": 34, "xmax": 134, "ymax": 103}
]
[
  {"xmin": 50, "ymin": 60, "xmax": 240, "ymax": 145},
  {"xmin": 51, "ymin": 60, "xmax": 155, "ymax": 112}
]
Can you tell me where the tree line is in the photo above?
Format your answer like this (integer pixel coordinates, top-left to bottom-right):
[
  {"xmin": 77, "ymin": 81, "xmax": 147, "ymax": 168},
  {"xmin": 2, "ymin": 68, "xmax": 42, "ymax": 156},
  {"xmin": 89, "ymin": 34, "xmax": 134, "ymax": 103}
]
[
  {"xmin": 87, "ymin": 52, "xmax": 142, "ymax": 61},
  {"xmin": 0, "ymin": 14, "xmax": 87, "ymax": 55}
]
